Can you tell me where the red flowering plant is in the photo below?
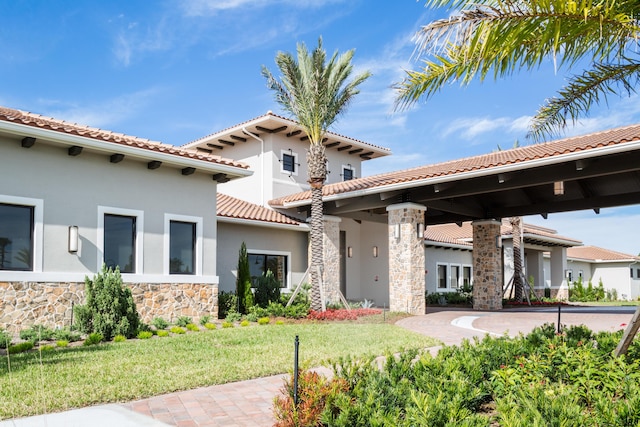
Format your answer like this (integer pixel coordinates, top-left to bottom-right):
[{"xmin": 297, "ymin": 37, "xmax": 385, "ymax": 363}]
[{"xmin": 307, "ymin": 308, "xmax": 382, "ymax": 321}]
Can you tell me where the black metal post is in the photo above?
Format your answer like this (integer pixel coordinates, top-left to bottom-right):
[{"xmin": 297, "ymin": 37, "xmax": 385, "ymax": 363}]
[
  {"xmin": 557, "ymin": 305, "xmax": 561, "ymax": 334},
  {"xmin": 293, "ymin": 335, "xmax": 299, "ymax": 406}
]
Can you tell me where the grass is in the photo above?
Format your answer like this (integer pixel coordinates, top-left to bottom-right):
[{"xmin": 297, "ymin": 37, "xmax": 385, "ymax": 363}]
[{"xmin": 0, "ymin": 321, "xmax": 438, "ymax": 419}]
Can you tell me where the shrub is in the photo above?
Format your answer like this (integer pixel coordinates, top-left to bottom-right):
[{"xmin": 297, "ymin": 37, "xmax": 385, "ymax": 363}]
[
  {"xmin": 137, "ymin": 331, "xmax": 153, "ymax": 339},
  {"xmin": 156, "ymin": 330, "xmax": 169, "ymax": 337},
  {"xmin": 225, "ymin": 311, "xmax": 242, "ymax": 323},
  {"xmin": 113, "ymin": 335, "xmax": 127, "ymax": 343},
  {"xmin": 20, "ymin": 325, "xmax": 54, "ymax": 345},
  {"xmin": 236, "ymin": 242, "xmax": 254, "ymax": 314},
  {"xmin": 74, "ymin": 266, "xmax": 140, "ymax": 340},
  {"xmin": 275, "ymin": 320, "xmax": 285, "ymax": 325},
  {"xmin": 284, "ymin": 303, "xmax": 309, "ymax": 319},
  {"xmin": 175, "ymin": 316, "xmax": 193, "ymax": 327},
  {"xmin": 56, "ymin": 340, "xmax": 69, "ymax": 348},
  {"xmin": 186, "ymin": 323, "xmax": 200, "ymax": 332},
  {"xmin": 152, "ymin": 317, "xmax": 169, "ymax": 330},
  {"xmin": 246, "ymin": 312, "xmax": 259, "ymax": 322},
  {"xmin": 218, "ymin": 291, "xmax": 238, "ymax": 319},
  {"xmin": 8, "ymin": 342, "xmax": 34, "ymax": 354},
  {"xmin": 53, "ymin": 328, "xmax": 81, "ymax": 343},
  {"xmin": 170, "ymin": 326, "xmax": 185, "ymax": 334},
  {"xmin": 254, "ymin": 270, "xmax": 281, "ymax": 308},
  {"xmin": 222, "ymin": 322, "xmax": 234, "ymax": 328},
  {"xmin": 240, "ymin": 320, "xmax": 250, "ymax": 327},
  {"xmin": 204, "ymin": 322, "xmax": 216, "ymax": 330},
  {"xmin": 0, "ymin": 329, "xmax": 12, "ymax": 349},
  {"xmin": 39, "ymin": 345, "xmax": 55, "ymax": 352},
  {"xmin": 83, "ymin": 332, "xmax": 103, "ymax": 346},
  {"xmin": 258, "ymin": 317, "xmax": 270, "ymax": 325},
  {"xmin": 267, "ymin": 302, "xmax": 286, "ymax": 317},
  {"xmin": 199, "ymin": 315, "xmax": 211, "ymax": 325}
]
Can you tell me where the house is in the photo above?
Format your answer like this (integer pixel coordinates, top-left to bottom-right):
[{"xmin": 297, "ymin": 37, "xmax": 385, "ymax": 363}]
[
  {"xmin": 0, "ymin": 107, "xmax": 251, "ymax": 332},
  {"xmin": 3, "ymin": 104, "xmax": 640, "ymax": 333}
]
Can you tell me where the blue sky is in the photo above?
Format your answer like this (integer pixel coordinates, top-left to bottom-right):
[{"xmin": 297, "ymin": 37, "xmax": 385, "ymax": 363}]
[{"xmin": 1, "ymin": 0, "xmax": 639, "ymax": 255}]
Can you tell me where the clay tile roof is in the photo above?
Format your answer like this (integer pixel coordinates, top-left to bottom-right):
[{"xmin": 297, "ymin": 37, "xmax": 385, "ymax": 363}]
[
  {"xmin": 0, "ymin": 106, "xmax": 249, "ymax": 169},
  {"xmin": 425, "ymin": 220, "xmax": 581, "ymax": 247},
  {"xmin": 270, "ymin": 122, "xmax": 640, "ymax": 207},
  {"xmin": 217, "ymin": 193, "xmax": 303, "ymax": 226},
  {"xmin": 184, "ymin": 111, "xmax": 391, "ymax": 154},
  {"xmin": 567, "ymin": 245, "xmax": 640, "ymax": 262}
]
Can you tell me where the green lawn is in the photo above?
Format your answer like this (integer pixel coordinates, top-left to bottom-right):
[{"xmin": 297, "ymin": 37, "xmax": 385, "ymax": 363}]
[{"xmin": 0, "ymin": 321, "xmax": 438, "ymax": 420}]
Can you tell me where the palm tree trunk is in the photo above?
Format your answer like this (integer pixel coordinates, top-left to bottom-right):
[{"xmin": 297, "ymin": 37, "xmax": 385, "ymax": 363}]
[
  {"xmin": 308, "ymin": 144, "xmax": 327, "ymax": 311},
  {"xmin": 511, "ymin": 217, "xmax": 524, "ymax": 302}
]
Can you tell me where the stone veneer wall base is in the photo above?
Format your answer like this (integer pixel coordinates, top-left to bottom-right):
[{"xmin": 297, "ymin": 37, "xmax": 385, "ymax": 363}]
[{"xmin": 0, "ymin": 281, "xmax": 218, "ymax": 334}]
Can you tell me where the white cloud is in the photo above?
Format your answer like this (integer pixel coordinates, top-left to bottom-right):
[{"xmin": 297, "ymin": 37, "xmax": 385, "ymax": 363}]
[
  {"xmin": 441, "ymin": 115, "xmax": 532, "ymax": 140},
  {"xmin": 40, "ymin": 88, "xmax": 161, "ymax": 131},
  {"xmin": 180, "ymin": 0, "xmax": 347, "ymax": 16}
]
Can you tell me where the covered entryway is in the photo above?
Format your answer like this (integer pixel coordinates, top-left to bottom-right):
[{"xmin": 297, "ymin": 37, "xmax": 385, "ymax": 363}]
[{"xmin": 271, "ymin": 125, "xmax": 640, "ymax": 313}]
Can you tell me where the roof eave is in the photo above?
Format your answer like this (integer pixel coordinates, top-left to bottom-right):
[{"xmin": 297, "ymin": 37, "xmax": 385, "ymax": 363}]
[{"xmin": 217, "ymin": 216, "xmax": 309, "ymax": 231}]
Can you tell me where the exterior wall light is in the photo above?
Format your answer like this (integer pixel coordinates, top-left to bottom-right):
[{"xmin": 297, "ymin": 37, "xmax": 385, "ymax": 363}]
[
  {"xmin": 394, "ymin": 224, "xmax": 401, "ymax": 240},
  {"xmin": 68, "ymin": 225, "xmax": 79, "ymax": 253},
  {"xmin": 417, "ymin": 223, "xmax": 425, "ymax": 239},
  {"xmin": 372, "ymin": 246, "xmax": 378, "ymax": 258},
  {"xmin": 347, "ymin": 246, "xmax": 353, "ymax": 258}
]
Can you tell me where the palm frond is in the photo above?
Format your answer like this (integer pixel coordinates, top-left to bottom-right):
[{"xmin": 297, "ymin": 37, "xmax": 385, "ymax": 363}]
[{"xmin": 528, "ymin": 60, "xmax": 640, "ymax": 141}]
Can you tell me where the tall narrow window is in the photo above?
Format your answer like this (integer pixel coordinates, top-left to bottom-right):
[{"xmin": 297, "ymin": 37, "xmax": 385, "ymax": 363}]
[
  {"xmin": 0, "ymin": 203, "xmax": 34, "ymax": 271},
  {"xmin": 280, "ymin": 150, "xmax": 298, "ymax": 176},
  {"xmin": 437, "ymin": 264, "xmax": 447, "ymax": 289},
  {"xmin": 463, "ymin": 266, "xmax": 472, "ymax": 288},
  {"xmin": 450, "ymin": 265, "xmax": 461, "ymax": 289},
  {"xmin": 342, "ymin": 167, "xmax": 354, "ymax": 181},
  {"xmin": 169, "ymin": 221, "xmax": 196, "ymax": 274},
  {"xmin": 104, "ymin": 214, "xmax": 136, "ymax": 273}
]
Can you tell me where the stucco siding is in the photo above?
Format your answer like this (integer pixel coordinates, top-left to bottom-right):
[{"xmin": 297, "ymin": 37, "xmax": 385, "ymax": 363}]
[
  {"xmin": 216, "ymin": 221, "xmax": 308, "ymax": 293},
  {"xmin": 425, "ymin": 246, "xmax": 473, "ymax": 294},
  {"xmin": 0, "ymin": 136, "xmax": 218, "ymax": 282}
]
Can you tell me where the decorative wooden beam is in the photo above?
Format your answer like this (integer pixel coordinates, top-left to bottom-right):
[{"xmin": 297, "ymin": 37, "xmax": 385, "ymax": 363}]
[
  {"xmin": 182, "ymin": 167, "xmax": 196, "ymax": 176},
  {"xmin": 218, "ymin": 139, "xmax": 235, "ymax": 146},
  {"xmin": 325, "ymin": 141, "xmax": 340, "ymax": 148},
  {"xmin": 110, "ymin": 153, "xmax": 124, "ymax": 163},
  {"xmin": 147, "ymin": 160, "xmax": 162, "ymax": 170},
  {"xmin": 300, "ymin": 135, "xmax": 309, "ymax": 141},
  {"xmin": 256, "ymin": 125, "xmax": 288, "ymax": 133},
  {"xmin": 21, "ymin": 137, "xmax": 36, "ymax": 148},
  {"xmin": 212, "ymin": 173, "xmax": 230, "ymax": 183},
  {"xmin": 359, "ymin": 151, "xmax": 374, "ymax": 158},
  {"xmin": 196, "ymin": 147, "xmax": 213, "ymax": 154},
  {"xmin": 68, "ymin": 146, "xmax": 83, "ymax": 156},
  {"xmin": 207, "ymin": 143, "xmax": 224, "ymax": 150},
  {"xmin": 337, "ymin": 145, "xmax": 352, "ymax": 151},
  {"xmin": 230, "ymin": 135, "xmax": 247, "ymax": 142},
  {"xmin": 348, "ymin": 148, "xmax": 363, "ymax": 155},
  {"xmin": 286, "ymin": 130, "xmax": 302, "ymax": 137}
]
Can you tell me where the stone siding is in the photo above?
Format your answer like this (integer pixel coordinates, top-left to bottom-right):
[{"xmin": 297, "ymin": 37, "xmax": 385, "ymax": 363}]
[
  {"xmin": 387, "ymin": 203, "xmax": 426, "ymax": 314},
  {"xmin": 322, "ymin": 216, "xmax": 341, "ymax": 305},
  {"xmin": 472, "ymin": 220, "xmax": 504, "ymax": 310},
  {"xmin": 0, "ymin": 281, "xmax": 217, "ymax": 333}
]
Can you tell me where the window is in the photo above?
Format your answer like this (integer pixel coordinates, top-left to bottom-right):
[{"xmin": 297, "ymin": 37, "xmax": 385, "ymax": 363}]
[
  {"xmin": 0, "ymin": 203, "xmax": 34, "ymax": 271},
  {"xmin": 342, "ymin": 165, "xmax": 355, "ymax": 181},
  {"xmin": 450, "ymin": 265, "xmax": 461, "ymax": 289},
  {"xmin": 104, "ymin": 214, "xmax": 136, "ymax": 273},
  {"xmin": 169, "ymin": 221, "xmax": 195, "ymax": 274},
  {"xmin": 164, "ymin": 214, "xmax": 203, "ymax": 276},
  {"xmin": 437, "ymin": 264, "xmax": 447, "ymax": 289},
  {"xmin": 631, "ymin": 268, "xmax": 635, "ymax": 278},
  {"xmin": 99, "ymin": 206, "xmax": 143, "ymax": 274},
  {"xmin": 248, "ymin": 253, "xmax": 288, "ymax": 287},
  {"xmin": 281, "ymin": 150, "xmax": 298, "ymax": 175},
  {"xmin": 636, "ymin": 268, "xmax": 640, "ymax": 279},
  {"xmin": 566, "ymin": 269, "xmax": 573, "ymax": 283},
  {"xmin": 463, "ymin": 266, "xmax": 472, "ymax": 288},
  {"xmin": 578, "ymin": 270, "xmax": 584, "ymax": 280}
]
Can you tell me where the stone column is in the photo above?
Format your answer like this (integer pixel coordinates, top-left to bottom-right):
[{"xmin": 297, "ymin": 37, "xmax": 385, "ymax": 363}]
[
  {"xmin": 550, "ymin": 247, "xmax": 569, "ymax": 300},
  {"xmin": 472, "ymin": 219, "xmax": 503, "ymax": 310},
  {"xmin": 386, "ymin": 203, "xmax": 426, "ymax": 314},
  {"xmin": 322, "ymin": 215, "xmax": 341, "ymax": 305}
]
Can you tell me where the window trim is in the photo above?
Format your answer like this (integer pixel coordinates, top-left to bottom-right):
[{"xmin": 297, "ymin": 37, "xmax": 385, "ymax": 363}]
[
  {"xmin": 163, "ymin": 213, "xmax": 203, "ymax": 276},
  {"xmin": 0, "ymin": 195, "xmax": 43, "ymax": 273},
  {"xmin": 248, "ymin": 248, "xmax": 291, "ymax": 289},
  {"xmin": 341, "ymin": 164, "xmax": 356, "ymax": 181},
  {"xmin": 450, "ymin": 264, "xmax": 461, "ymax": 289},
  {"xmin": 97, "ymin": 206, "xmax": 144, "ymax": 274},
  {"xmin": 436, "ymin": 263, "xmax": 448, "ymax": 289},
  {"xmin": 280, "ymin": 150, "xmax": 299, "ymax": 176},
  {"xmin": 462, "ymin": 265, "xmax": 473, "ymax": 288}
]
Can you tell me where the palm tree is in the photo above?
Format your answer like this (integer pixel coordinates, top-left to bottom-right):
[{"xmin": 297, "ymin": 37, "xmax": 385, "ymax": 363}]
[
  {"xmin": 262, "ymin": 37, "xmax": 371, "ymax": 310},
  {"xmin": 394, "ymin": 0, "xmax": 640, "ymax": 141}
]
